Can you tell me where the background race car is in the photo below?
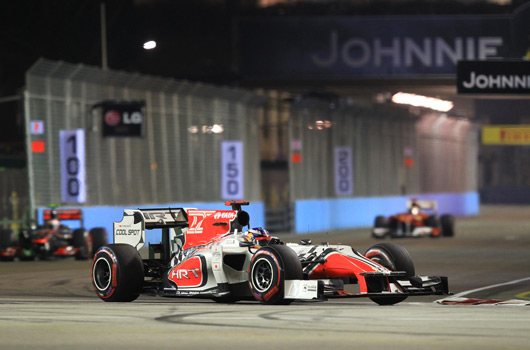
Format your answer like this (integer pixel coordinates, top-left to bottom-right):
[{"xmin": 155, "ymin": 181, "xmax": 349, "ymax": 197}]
[
  {"xmin": 0, "ymin": 209, "xmax": 107, "ymax": 261},
  {"xmin": 372, "ymin": 200, "xmax": 455, "ymax": 239},
  {"xmin": 91, "ymin": 201, "xmax": 449, "ymax": 305}
]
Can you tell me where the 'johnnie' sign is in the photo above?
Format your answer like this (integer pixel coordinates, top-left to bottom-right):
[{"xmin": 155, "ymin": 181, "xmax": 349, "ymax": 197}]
[{"xmin": 457, "ymin": 60, "xmax": 530, "ymax": 94}]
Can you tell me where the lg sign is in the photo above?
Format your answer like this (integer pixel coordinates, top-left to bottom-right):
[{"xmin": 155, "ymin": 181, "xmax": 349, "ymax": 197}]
[
  {"xmin": 100, "ymin": 101, "xmax": 145, "ymax": 137},
  {"xmin": 104, "ymin": 110, "xmax": 143, "ymax": 126},
  {"xmin": 104, "ymin": 110, "xmax": 121, "ymax": 126}
]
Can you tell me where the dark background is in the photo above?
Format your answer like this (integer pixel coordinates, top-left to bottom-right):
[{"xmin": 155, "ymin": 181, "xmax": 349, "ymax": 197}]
[{"xmin": 0, "ymin": 0, "xmax": 526, "ymax": 158}]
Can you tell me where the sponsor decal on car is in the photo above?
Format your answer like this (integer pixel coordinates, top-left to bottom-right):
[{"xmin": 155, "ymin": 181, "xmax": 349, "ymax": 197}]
[
  {"xmin": 184, "ymin": 210, "xmax": 237, "ymax": 249},
  {"xmin": 214, "ymin": 211, "xmax": 237, "ymax": 220},
  {"xmin": 168, "ymin": 256, "xmax": 207, "ymax": 288},
  {"xmin": 115, "ymin": 228, "xmax": 141, "ymax": 236}
]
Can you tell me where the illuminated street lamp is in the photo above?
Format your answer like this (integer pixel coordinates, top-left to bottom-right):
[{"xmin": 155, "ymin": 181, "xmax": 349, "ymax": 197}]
[
  {"xmin": 143, "ymin": 40, "xmax": 157, "ymax": 50},
  {"xmin": 391, "ymin": 92, "xmax": 453, "ymax": 112}
]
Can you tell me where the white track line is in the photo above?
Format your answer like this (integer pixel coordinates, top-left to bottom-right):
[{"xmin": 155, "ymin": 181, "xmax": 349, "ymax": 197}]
[{"xmin": 452, "ymin": 276, "xmax": 530, "ymax": 298}]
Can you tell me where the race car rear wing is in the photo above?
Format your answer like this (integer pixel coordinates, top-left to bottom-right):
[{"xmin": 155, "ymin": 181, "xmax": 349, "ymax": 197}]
[
  {"xmin": 113, "ymin": 203, "xmax": 250, "ymax": 253},
  {"xmin": 406, "ymin": 199, "xmax": 438, "ymax": 211},
  {"xmin": 113, "ymin": 208, "xmax": 188, "ymax": 250},
  {"xmin": 43, "ymin": 209, "xmax": 83, "ymax": 220},
  {"xmin": 138, "ymin": 208, "xmax": 188, "ymax": 229},
  {"xmin": 43, "ymin": 208, "xmax": 84, "ymax": 227}
]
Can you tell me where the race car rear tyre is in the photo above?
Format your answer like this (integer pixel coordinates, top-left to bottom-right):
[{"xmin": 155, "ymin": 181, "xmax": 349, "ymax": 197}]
[
  {"xmin": 440, "ymin": 214, "xmax": 455, "ymax": 237},
  {"xmin": 364, "ymin": 242, "xmax": 415, "ymax": 306},
  {"xmin": 248, "ymin": 244, "xmax": 303, "ymax": 305},
  {"xmin": 91, "ymin": 244, "xmax": 144, "ymax": 302},
  {"xmin": 73, "ymin": 229, "xmax": 92, "ymax": 260},
  {"xmin": 90, "ymin": 228, "xmax": 108, "ymax": 256}
]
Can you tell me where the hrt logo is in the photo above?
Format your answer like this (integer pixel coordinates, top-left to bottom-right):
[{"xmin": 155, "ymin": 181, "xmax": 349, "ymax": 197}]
[
  {"xmin": 168, "ymin": 256, "xmax": 207, "ymax": 288},
  {"xmin": 171, "ymin": 268, "xmax": 200, "ymax": 279}
]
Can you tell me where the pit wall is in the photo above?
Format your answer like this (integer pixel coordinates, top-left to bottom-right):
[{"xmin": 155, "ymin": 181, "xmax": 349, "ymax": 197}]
[
  {"xmin": 37, "ymin": 202, "xmax": 265, "ymax": 245},
  {"xmin": 294, "ymin": 192, "xmax": 479, "ymax": 233}
]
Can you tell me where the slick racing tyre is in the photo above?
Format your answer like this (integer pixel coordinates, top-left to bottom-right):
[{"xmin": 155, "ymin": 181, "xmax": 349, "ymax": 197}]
[
  {"xmin": 0, "ymin": 229, "xmax": 14, "ymax": 261},
  {"xmin": 440, "ymin": 214, "xmax": 455, "ymax": 237},
  {"xmin": 364, "ymin": 242, "xmax": 415, "ymax": 306},
  {"xmin": 0, "ymin": 229, "xmax": 12, "ymax": 249},
  {"xmin": 425, "ymin": 215, "xmax": 439, "ymax": 228},
  {"xmin": 89, "ymin": 228, "xmax": 108, "ymax": 255},
  {"xmin": 248, "ymin": 245, "xmax": 303, "ymax": 305},
  {"xmin": 372, "ymin": 216, "xmax": 389, "ymax": 239},
  {"xmin": 91, "ymin": 244, "xmax": 144, "ymax": 302},
  {"xmin": 73, "ymin": 229, "xmax": 92, "ymax": 260}
]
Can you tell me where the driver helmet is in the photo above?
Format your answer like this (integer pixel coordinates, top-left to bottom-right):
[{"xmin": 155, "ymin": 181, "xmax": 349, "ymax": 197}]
[
  {"xmin": 409, "ymin": 201, "xmax": 420, "ymax": 215},
  {"xmin": 245, "ymin": 227, "xmax": 271, "ymax": 245},
  {"xmin": 50, "ymin": 209, "xmax": 59, "ymax": 220},
  {"xmin": 47, "ymin": 209, "xmax": 61, "ymax": 229}
]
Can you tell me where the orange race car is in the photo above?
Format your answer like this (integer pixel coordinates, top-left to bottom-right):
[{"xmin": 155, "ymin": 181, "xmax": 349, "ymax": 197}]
[{"xmin": 372, "ymin": 200, "xmax": 455, "ymax": 239}]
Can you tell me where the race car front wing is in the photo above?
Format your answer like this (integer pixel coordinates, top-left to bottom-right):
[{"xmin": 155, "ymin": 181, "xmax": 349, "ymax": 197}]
[{"xmin": 284, "ymin": 274, "xmax": 449, "ymax": 301}]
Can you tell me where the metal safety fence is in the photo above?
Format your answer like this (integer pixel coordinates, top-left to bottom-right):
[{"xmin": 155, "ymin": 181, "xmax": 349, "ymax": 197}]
[
  {"xmin": 25, "ymin": 59, "xmax": 264, "ymax": 210},
  {"xmin": 0, "ymin": 168, "xmax": 29, "ymax": 229},
  {"xmin": 288, "ymin": 96, "xmax": 478, "ymax": 201}
]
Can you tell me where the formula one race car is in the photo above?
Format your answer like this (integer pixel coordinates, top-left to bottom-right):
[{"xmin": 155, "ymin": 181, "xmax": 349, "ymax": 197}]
[
  {"xmin": 91, "ymin": 201, "xmax": 449, "ymax": 305},
  {"xmin": 0, "ymin": 209, "xmax": 107, "ymax": 261},
  {"xmin": 372, "ymin": 200, "xmax": 455, "ymax": 239}
]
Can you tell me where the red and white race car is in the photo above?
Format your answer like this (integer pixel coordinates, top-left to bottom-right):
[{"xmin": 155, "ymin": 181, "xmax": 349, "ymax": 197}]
[
  {"xmin": 372, "ymin": 200, "xmax": 455, "ymax": 239},
  {"xmin": 91, "ymin": 201, "xmax": 449, "ymax": 305},
  {"xmin": 0, "ymin": 209, "xmax": 107, "ymax": 261}
]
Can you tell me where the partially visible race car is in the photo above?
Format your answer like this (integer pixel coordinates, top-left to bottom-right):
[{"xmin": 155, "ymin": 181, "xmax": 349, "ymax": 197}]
[
  {"xmin": 372, "ymin": 200, "xmax": 455, "ymax": 239},
  {"xmin": 0, "ymin": 209, "xmax": 107, "ymax": 261},
  {"xmin": 91, "ymin": 201, "xmax": 449, "ymax": 305}
]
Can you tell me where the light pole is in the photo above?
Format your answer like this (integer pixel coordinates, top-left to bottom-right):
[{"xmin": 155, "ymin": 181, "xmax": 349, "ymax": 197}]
[{"xmin": 100, "ymin": 2, "xmax": 108, "ymax": 70}]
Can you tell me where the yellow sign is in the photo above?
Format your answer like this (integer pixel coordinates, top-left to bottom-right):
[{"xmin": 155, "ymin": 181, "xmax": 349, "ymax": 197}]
[{"xmin": 482, "ymin": 125, "xmax": 530, "ymax": 145}]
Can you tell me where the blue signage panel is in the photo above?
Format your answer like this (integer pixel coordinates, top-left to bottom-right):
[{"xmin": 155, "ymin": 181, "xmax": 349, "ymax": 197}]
[{"xmin": 238, "ymin": 16, "xmax": 513, "ymax": 78}]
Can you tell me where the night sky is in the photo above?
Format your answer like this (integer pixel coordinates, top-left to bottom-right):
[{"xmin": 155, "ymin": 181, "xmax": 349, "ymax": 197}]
[
  {"xmin": 0, "ymin": 0, "xmax": 521, "ymax": 153},
  {"xmin": 0, "ymin": 0, "xmax": 235, "ymax": 150}
]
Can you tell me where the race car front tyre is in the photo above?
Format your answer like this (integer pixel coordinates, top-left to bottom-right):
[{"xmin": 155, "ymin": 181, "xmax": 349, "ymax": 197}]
[
  {"xmin": 364, "ymin": 242, "xmax": 415, "ymax": 306},
  {"xmin": 89, "ymin": 228, "xmax": 108, "ymax": 255},
  {"xmin": 372, "ymin": 216, "xmax": 389, "ymax": 239},
  {"xmin": 248, "ymin": 244, "xmax": 303, "ymax": 305},
  {"xmin": 440, "ymin": 214, "xmax": 455, "ymax": 237},
  {"xmin": 91, "ymin": 244, "xmax": 144, "ymax": 302},
  {"xmin": 19, "ymin": 254, "xmax": 35, "ymax": 261},
  {"xmin": 0, "ymin": 229, "xmax": 14, "ymax": 261},
  {"xmin": 0, "ymin": 229, "xmax": 15, "ymax": 249},
  {"xmin": 73, "ymin": 229, "xmax": 92, "ymax": 260}
]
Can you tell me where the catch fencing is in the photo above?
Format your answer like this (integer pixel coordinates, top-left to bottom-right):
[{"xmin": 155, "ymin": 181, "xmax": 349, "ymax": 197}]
[
  {"xmin": 0, "ymin": 168, "xmax": 29, "ymax": 229},
  {"xmin": 289, "ymin": 97, "xmax": 478, "ymax": 201},
  {"xmin": 25, "ymin": 59, "xmax": 264, "ymax": 213}
]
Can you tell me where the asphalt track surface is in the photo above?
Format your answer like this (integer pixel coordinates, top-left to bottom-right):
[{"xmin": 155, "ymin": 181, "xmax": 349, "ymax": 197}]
[{"xmin": 0, "ymin": 205, "xmax": 529, "ymax": 349}]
